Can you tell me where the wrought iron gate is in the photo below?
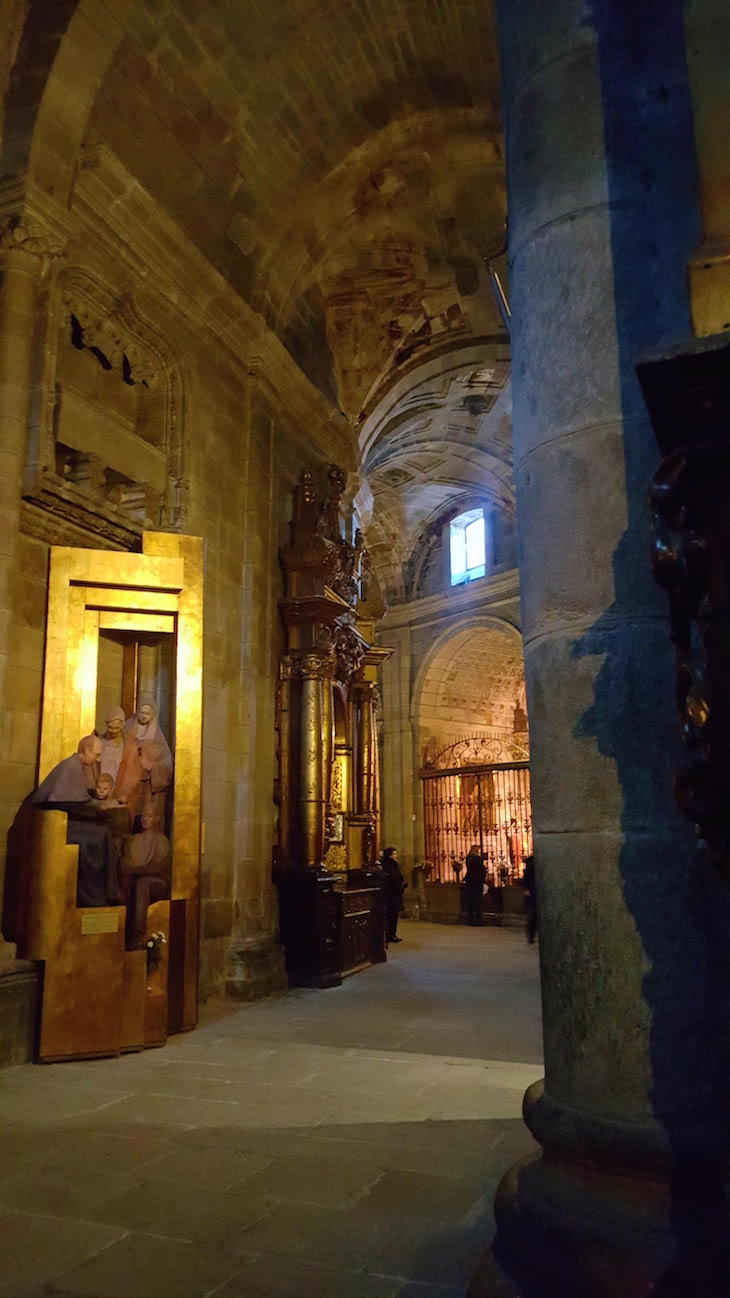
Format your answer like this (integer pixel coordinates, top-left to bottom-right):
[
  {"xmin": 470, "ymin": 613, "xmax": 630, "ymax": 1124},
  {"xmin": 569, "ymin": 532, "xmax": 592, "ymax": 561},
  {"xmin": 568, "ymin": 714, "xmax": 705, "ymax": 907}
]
[{"xmin": 421, "ymin": 736, "xmax": 532, "ymax": 884}]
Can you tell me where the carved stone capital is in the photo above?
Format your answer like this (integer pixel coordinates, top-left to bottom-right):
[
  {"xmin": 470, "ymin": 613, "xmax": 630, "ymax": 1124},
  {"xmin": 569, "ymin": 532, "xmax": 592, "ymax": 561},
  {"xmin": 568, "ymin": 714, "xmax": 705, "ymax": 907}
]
[
  {"xmin": 0, "ymin": 220, "xmax": 64, "ymax": 275},
  {"xmin": 350, "ymin": 679, "xmax": 375, "ymax": 702}
]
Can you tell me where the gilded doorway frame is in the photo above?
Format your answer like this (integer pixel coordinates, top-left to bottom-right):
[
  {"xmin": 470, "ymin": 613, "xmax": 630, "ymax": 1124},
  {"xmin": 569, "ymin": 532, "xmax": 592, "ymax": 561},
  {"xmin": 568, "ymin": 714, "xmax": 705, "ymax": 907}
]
[{"xmin": 37, "ymin": 531, "xmax": 203, "ymax": 1033}]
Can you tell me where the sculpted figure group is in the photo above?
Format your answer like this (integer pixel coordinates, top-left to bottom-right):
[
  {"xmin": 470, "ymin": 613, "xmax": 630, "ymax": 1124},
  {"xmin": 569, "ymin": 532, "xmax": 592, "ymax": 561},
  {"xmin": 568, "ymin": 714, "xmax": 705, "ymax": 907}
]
[{"xmin": 31, "ymin": 697, "xmax": 174, "ymax": 945}]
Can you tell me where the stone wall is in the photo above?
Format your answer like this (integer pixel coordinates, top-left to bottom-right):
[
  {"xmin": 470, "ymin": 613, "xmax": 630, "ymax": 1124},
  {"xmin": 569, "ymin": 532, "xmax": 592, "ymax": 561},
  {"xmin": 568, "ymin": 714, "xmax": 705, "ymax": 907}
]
[{"xmin": 0, "ymin": 146, "xmax": 356, "ymax": 1036}]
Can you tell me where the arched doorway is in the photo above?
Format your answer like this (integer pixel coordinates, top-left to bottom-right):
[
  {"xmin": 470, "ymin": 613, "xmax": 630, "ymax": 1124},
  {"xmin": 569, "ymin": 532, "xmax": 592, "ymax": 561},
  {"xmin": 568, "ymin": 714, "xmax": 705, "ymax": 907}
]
[{"xmin": 415, "ymin": 622, "xmax": 531, "ymax": 918}]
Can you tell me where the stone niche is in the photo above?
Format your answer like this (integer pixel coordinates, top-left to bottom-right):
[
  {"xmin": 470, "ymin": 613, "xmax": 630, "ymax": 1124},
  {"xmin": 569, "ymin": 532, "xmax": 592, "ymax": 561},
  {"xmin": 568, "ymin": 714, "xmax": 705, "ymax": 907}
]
[{"xmin": 22, "ymin": 270, "xmax": 185, "ymax": 550}]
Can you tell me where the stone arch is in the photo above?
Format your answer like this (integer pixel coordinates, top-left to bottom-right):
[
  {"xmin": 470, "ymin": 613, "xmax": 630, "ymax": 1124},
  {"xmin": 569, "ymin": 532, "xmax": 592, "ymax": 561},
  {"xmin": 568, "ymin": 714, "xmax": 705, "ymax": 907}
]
[
  {"xmin": 3, "ymin": 0, "xmax": 126, "ymax": 203},
  {"xmin": 0, "ymin": 0, "xmax": 79, "ymax": 180},
  {"xmin": 412, "ymin": 617, "xmax": 526, "ymax": 767}
]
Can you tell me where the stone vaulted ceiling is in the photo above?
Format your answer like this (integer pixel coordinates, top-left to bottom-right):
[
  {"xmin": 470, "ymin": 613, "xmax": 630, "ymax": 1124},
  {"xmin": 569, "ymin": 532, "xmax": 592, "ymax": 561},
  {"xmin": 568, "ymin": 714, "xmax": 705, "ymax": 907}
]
[
  {"xmin": 419, "ymin": 624, "xmax": 526, "ymax": 737},
  {"xmin": 358, "ymin": 342, "xmax": 512, "ymax": 603},
  {"xmin": 5, "ymin": 0, "xmax": 511, "ymax": 605}
]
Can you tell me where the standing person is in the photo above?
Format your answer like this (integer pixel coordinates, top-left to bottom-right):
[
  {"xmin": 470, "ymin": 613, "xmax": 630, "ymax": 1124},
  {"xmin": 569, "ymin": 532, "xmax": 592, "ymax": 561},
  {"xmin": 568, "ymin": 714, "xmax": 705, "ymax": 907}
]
[
  {"xmin": 380, "ymin": 846, "xmax": 406, "ymax": 944},
  {"xmin": 523, "ymin": 853, "xmax": 537, "ymax": 945},
  {"xmin": 464, "ymin": 844, "xmax": 487, "ymax": 926}
]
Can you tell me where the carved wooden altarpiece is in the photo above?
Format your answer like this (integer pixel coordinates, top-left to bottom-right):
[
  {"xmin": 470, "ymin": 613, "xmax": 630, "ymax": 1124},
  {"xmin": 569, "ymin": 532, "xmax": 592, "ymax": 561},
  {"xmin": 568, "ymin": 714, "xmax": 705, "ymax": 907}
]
[{"xmin": 276, "ymin": 466, "xmax": 390, "ymax": 986}]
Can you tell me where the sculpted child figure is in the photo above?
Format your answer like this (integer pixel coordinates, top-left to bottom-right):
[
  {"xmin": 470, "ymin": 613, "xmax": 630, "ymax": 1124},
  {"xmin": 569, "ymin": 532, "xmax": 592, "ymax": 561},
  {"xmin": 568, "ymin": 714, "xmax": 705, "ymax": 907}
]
[
  {"xmin": 93, "ymin": 772, "xmax": 125, "ymax": 809},
  {"xmin": 123, "ymin": 696, "xmax": 173, "ymax": 831}
]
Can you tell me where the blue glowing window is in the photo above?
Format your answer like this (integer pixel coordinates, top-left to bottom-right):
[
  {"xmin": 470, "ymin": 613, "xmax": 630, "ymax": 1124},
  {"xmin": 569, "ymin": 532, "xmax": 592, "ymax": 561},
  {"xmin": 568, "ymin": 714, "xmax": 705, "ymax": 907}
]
[{"xmin": 450, "ymin": 509, "xmax": 486, "ymax": 585}]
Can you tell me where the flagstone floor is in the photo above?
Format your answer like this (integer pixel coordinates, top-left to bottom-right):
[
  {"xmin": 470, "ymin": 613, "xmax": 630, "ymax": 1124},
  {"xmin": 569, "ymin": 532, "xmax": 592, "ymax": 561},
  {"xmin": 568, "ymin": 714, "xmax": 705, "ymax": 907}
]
[{"xmin": 0, "ymin": 921, "xmax": 542, "ymax": 1298}]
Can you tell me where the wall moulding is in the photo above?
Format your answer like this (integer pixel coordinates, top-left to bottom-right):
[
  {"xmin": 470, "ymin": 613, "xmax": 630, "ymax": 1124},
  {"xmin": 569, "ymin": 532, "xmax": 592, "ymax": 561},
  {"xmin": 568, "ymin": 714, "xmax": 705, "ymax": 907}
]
[{"xmin": 379, "ymin": 567, "xmax": 520, "ymax": 633}]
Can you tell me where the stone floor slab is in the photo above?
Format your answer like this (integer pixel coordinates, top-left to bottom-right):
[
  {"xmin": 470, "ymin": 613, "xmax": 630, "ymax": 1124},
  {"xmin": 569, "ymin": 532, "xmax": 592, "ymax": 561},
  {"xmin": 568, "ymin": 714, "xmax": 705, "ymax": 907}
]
[
  {"xmin": 0, "ymin": 1209, "xmax": 126, "ymax": 1289},
  {"xmin": 213, "ymin": 1256, "xmax": 405, "ymax": 1298},
  {"xmin": 229, "ymin": 1197, "xmax": 403, "ymax": 1266},
  {"xmin": 48, "ymin": 1233, "xmax": 244, "ymax": 1297},
  {"xmin": 0, "ymin": 922, "xmax": 542, "ymax": 1298}
]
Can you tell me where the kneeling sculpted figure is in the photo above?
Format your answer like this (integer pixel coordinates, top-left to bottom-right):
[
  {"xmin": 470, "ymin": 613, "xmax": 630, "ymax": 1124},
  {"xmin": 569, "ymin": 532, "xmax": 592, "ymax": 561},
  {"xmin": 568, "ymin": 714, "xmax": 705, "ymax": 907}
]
[{"xmin": 32, "ymin": 735, "xmax": 131, "ymax": 906}]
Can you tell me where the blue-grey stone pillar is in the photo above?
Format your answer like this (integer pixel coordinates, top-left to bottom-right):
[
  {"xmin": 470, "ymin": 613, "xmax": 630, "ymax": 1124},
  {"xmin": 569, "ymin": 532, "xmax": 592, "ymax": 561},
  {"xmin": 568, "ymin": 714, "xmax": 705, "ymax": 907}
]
[{"xmin": 472, "ymin": 4, "xmax": 730, "ymax": 1294}]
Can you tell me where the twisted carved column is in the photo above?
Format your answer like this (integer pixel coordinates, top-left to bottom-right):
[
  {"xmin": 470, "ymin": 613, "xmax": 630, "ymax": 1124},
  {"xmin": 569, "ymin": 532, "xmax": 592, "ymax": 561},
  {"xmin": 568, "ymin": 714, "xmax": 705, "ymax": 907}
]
[
  {"xmin": 278, "ymin": 650, "xmax": 335, "ymax": 870},
  {"xmin": 291, "ymin": 649, "xmax": 335, "ymax": 869},
  {"xmin": 352, "ymin": 680, "xmax": 378, "ymax": 818}
]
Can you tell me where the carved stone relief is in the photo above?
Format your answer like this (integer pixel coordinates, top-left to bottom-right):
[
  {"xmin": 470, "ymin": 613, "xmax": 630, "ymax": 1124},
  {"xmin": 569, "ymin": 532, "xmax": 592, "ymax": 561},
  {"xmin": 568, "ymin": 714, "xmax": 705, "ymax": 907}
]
[{"xmin": 22, "ymin": 268, "xmax": 187, "ymax": 548}]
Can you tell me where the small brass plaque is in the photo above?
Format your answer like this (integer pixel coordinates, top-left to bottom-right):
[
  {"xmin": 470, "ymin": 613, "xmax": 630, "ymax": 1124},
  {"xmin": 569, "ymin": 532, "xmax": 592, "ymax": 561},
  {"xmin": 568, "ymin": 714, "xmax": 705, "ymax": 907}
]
[{"xmin": 81, "ymin": 912, "xmax": 119, "ymax": 935}]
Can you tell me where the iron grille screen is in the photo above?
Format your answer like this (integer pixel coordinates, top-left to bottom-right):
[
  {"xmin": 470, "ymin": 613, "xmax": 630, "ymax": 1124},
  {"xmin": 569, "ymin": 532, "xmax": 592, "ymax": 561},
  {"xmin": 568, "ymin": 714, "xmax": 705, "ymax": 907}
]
[{"xmin": 422, "ymin": 761, "xmax": 532, "ymax": 885}]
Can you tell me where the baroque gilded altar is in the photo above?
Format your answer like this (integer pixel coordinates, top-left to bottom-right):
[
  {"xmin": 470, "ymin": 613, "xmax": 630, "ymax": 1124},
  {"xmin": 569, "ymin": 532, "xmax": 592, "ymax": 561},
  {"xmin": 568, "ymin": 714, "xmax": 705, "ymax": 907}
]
[{"xmin": 276, "ymin": 465, "xmax": 391, "ymax": 986}]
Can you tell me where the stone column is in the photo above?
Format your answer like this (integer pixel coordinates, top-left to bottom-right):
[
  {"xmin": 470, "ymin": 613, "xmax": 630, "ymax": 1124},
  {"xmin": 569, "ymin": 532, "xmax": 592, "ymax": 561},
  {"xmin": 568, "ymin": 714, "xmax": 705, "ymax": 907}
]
[
  {"xmin": 0, "ymin": 224, "xmax": 46, "ymax": 960},
  {"xmin": 473, "ymin": 4, "xmax": 730, "ymax": 1295},
  {"xmin": 684, "ymin": 0, "xmax": 730, "ymax": 337},
  {"xmin": 225, "ymin": 388, "xmax": 286, "ymax": 1001},
  {"xmin": 379, "ymin": 627, "xmax": 415, "ymax": 868},
  {"xmin": 276, "ymin": 646, "xmax": 341, "ymax": 989}
]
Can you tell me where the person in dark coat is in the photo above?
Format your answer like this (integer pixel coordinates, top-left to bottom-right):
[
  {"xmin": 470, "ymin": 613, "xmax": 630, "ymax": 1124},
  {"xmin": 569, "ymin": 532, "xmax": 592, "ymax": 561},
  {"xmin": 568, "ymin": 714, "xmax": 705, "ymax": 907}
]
[
  {"xmin": 380, "ymin": 846, "xmax": 406, "ymax": 944},
  {"xmin": 523, "ymin": 853, "xmax": 537, "ymax": 944},
  {"xmin": 464, "ymin": 844, "xmax": 487, "ymax": 926}
]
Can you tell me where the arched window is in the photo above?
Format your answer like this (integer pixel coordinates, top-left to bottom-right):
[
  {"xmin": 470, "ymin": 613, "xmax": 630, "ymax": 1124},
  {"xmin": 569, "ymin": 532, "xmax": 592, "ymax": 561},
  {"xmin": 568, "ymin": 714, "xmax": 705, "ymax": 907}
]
[{"xmin": 450, "ymin": 508, "xmax": 486, "ymax": 586}]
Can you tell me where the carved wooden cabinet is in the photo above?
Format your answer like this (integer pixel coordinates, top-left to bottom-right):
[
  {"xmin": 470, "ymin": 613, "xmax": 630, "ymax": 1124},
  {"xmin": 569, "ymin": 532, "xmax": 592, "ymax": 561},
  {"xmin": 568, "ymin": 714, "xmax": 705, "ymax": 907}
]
[
  {"xmin": 277, "ymin": 870, "xmax": 341, "ymax": 989},
  {"xmin": 338, "ymin": 886, "xmax": 383, "ymax": 974}
]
